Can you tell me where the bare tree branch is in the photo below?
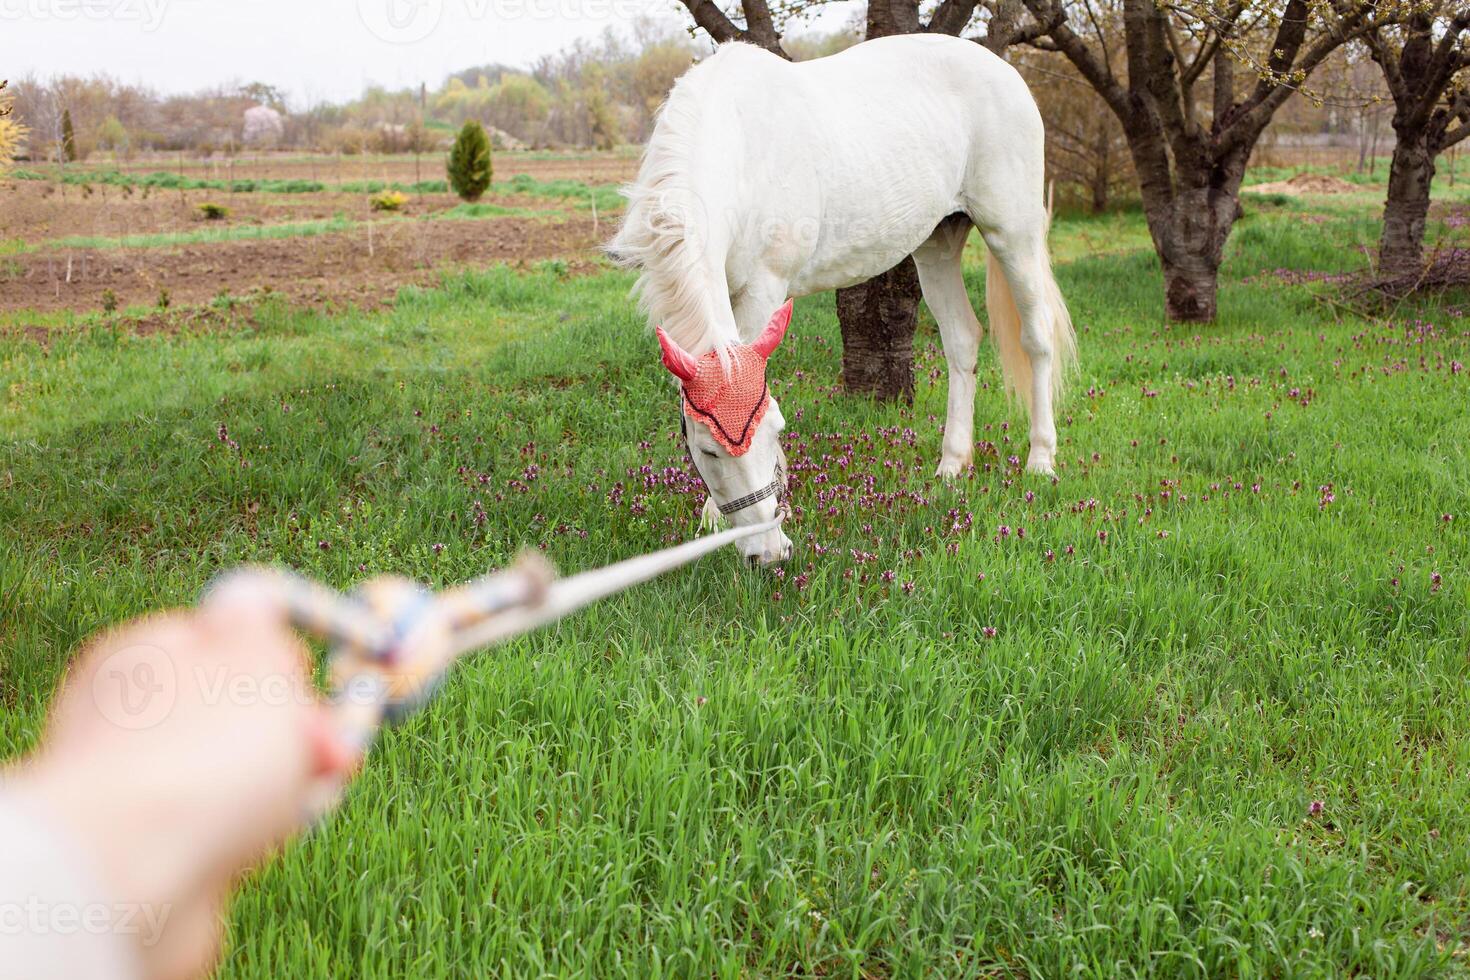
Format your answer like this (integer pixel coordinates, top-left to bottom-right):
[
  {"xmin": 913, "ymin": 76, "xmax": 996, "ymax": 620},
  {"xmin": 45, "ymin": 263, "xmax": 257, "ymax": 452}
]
[
  {"xmin": 1212, "ymin": 30, "xmax": 1234, "ymax": 125},
  {"xmin": 678, "ymin": 0, "xmax": 745, "ymax": 44},
  {"xmin": 676, "ymin": 0, "xmax": 788, "ymax": 55},
  {"xmin": 927, "ymin": 0, "xmax": 979, "ymax": 37},
  {"xmin": 1130, "ymin": 0, "xmax": 1204, "ymax": 164},
  {"xmin": 1364, "ymin": 26, "xmax": 1410, "ymax": 103},
  {"xmin": 1078, "ymin": 0, "xmax": 1114, "ymax": 79},
  {"xmin": 1180, "ymin": 15, "xmax": 1233, "ymax": 89},
  {"xmin": 1006, "ymin": 16, "xmax": 1061, "ymax": 47},
  {"xmin": 742, "ymin": 0, "xmax": 786, "ymax": 53},
  {"xmin": 1020, "ymin": 0, "xmax": 1131, "ymax": 119}
]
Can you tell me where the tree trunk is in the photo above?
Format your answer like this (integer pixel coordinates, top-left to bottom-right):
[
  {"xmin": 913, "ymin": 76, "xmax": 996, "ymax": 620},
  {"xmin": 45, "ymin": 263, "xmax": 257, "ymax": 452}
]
[
  {"xmin": 1140, "ymin": 176, "xmax": 1245, "ymax": 322},
  {"xmin": 837, "ymin": 257, "xmax": 921, "ymax": 402},
  {"xmin": 1159, "ymin": 250, "xmax": 1220, "ymax": 322},
  {"xmin": 1378, "ymin": 131, "xmax": 1436, "ymax": 279},
  {"xmin": 828, "ymin": 0, "xmax": 927, "ymax": 403}
]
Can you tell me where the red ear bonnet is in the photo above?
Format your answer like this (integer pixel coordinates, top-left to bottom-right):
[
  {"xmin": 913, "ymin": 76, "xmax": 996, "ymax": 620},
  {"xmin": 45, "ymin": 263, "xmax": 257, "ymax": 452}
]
[
  {"xmin": 656, "ymin": 327, "xmax": 699, "ymax": 382},
  {"xmin": 656, "ymin": 302, "xmax": 792, "ymax": 457},
  {"xmin": 751, "ymin": 299, "xmax": 792, "ymax": 359}
]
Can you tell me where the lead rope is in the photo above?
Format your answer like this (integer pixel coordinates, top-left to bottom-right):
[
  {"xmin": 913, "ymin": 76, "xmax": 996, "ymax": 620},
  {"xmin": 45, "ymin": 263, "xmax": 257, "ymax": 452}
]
[{"xmin": 203, "ymin": 519, "xmax": 782, "ymax": 819}]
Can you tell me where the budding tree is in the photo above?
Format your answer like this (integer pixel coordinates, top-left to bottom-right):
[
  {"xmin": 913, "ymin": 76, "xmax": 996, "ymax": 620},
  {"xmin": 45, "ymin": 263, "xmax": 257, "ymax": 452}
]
[
  {"xmin": 1361, "ymin": 4, "xmax": 1469, "ymax": 278},
  {"xmin": 242, "ymin": 105, "xmax": 285, "ymax": 147},
  {"xmin": 1017, "ymin": 0, "xmax": 1393, "ymax": 321}
]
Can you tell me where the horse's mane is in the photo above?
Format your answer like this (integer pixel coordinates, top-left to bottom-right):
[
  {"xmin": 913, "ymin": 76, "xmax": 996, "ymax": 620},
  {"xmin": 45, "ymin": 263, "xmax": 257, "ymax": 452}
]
[{"xmin": 609, "ymin": 48, "xmax": 752, "ymax": 358}]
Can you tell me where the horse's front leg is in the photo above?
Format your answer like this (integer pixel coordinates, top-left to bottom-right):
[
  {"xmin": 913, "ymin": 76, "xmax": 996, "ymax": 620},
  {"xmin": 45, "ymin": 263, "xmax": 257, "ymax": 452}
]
[{"xmin": 730, "ymin": 276, "xmax": 792, "ymax": 344}]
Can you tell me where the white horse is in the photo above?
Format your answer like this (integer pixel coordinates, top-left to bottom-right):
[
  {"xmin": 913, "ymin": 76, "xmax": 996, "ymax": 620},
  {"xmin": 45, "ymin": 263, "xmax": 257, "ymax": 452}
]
[{"xmin": 610, "ymin": 33, "xmax": 1077, "ymax": 566}]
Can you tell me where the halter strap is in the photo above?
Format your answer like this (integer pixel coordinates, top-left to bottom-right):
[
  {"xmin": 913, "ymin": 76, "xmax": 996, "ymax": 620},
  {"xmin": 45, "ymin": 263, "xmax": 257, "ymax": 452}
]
[
  {"xmin": 719, "ymin": 455, "xmax": 788, "ymax": 516},
  {"xmin": 717, "ymin": 477, "xmax": 780, "ymax": 515}
]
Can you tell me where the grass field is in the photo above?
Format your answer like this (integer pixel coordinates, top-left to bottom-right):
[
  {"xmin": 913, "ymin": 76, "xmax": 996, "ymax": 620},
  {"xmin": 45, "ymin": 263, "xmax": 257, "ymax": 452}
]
[
  {"xmin": 9, "ymin": 165, "xmax": 628, "ymax": 209},
  {"xmin": 3, "ymin": 157, "xmax": 631, "ymax": 315},
  {"xmin": 9, "ymin": 206, "xmax": 577, "ymax": 255},
  {"xmin": 3, "ymin": 184, "xmax": 1469, "ymax": 976}
]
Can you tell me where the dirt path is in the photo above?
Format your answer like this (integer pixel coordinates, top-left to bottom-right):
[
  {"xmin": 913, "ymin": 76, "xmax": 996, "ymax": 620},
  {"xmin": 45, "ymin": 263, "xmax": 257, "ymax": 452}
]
[
  {"xmin": 0, "ymin": 181, "xmax": 488, "ymax": 241},
  {"xmin": 3, "ymin": 213, "xmax": 605, "ymax": 314}
]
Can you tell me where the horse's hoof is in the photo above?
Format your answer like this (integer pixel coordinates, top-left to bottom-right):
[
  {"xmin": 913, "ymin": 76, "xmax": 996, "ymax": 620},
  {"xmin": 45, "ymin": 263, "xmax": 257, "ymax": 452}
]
[{"xmin": 1025, "ymin": 452, "xmax": 1056, "ymax": 477}]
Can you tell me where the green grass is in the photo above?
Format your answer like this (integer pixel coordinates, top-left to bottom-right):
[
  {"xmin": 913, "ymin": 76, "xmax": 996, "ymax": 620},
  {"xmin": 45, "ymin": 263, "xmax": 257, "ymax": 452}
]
[
  {"xmin": 14, "ymin": 203, "xmax": 575, "ymax": 254},
  {"xmin": 10, "ymin": 168, "xmax": 331, "ymax": 193},
  {"xmin": 433, "ymin": 201, "xmax": 547, "ymax": 220},
  {"xmin": 11, "ymin": 167, "xmax": 623, "ymax": 209},
  {"xmin": 2, "ymin": 191, "xmax": 1469, "ymax": 976},
  {"xmin": 21, "ymin": 216, "xmax": 355, "ymax": 252},
  {"xmin": 339, "ymin": 178, "xmax": 451, "ymax": 194},
  {"xmin": 499, "ymin": 172, "xmax": 625, "ymax": 212}
]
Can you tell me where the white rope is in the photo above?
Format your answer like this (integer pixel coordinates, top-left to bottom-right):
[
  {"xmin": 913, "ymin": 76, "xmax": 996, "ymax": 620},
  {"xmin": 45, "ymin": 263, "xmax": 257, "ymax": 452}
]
[
  {"xmin": 447, "ymin": 518, "xmax": 780, "ymax": 656},
  {"xmin": 211, "ymin": 518, "xmax": 783, "ymax": 820}
]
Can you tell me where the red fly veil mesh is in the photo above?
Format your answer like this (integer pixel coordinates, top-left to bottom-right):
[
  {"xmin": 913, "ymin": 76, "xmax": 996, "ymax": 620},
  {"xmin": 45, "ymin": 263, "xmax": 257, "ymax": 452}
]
[{"xmin": 657, "ymin": 300, "xmax": 792, "ymax": 457}]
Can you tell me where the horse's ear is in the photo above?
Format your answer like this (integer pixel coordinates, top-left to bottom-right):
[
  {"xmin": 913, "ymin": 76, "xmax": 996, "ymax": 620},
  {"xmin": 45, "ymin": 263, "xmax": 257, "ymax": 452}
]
[
  {"xmin": 752, "ymin": 300, "xmax": 793, "ymax": 359},
  {"xmin": 656, "ymin": 327, "xmax": 699, "ymax": 382}
]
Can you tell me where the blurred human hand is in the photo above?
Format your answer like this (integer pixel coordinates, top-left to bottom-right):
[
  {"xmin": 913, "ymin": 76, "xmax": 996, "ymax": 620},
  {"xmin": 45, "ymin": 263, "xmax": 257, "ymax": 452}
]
[{"xmin": 5, "ymin": 584, "xmax": 358, "ymax": 980}]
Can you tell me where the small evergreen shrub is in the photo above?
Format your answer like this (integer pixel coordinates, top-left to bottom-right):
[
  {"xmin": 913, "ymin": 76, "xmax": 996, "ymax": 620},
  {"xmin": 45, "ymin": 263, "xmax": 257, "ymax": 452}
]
[
  {"xmin": 447, "ymin": 121, "xmax": 492, "ymax": 202},
  {"xmin": 61, "ymin": 108, "xmax": 78, "ymax": 162},
  {"xmin": 197, "ymin": 202, "xmax": 231, "ymax": 221}
]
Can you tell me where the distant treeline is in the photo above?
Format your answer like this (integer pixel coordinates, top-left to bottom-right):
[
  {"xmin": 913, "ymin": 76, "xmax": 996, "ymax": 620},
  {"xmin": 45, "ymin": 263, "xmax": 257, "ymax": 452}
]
[
  {"xmin": 7, "ymin": 22, "xmax": 698, "ymax": 161},
  {"xmin": 4, "ymin": 17, "xmax": 1402, "ymax": 216}
]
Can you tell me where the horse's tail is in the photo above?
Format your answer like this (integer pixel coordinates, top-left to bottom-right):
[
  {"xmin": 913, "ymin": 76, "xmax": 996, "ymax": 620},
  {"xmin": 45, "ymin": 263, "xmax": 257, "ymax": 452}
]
[{"xmin": 985, "ymin": 207, "xmax": 1076, "ymax": 415}]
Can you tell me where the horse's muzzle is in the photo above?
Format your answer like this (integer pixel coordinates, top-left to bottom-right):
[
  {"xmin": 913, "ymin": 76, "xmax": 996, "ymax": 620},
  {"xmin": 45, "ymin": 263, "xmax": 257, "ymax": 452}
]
[{"xmin": 746, "ymin": 535, "xmax": 792, "ymax": 568}]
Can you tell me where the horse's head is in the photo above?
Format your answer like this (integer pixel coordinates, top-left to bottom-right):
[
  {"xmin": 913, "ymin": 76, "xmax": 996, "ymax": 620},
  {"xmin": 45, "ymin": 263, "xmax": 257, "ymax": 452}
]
[{"xmin": 658, "ymin": 301, "xmax": 794, "ymax": 567}]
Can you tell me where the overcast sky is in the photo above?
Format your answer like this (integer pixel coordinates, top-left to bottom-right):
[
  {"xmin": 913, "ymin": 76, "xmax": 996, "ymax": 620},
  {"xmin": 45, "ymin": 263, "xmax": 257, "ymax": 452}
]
[{"xmin": 0, "ymin": 0, "xmax": 699, "ymax": 104}]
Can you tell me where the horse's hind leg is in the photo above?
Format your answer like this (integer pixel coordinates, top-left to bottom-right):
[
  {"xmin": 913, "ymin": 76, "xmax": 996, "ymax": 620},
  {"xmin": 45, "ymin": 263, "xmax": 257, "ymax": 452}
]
[
  {"xmin": 913, "ymin": 215, "xmax": 982, "ymax": 478},
  {"xmin": 978, "ymin": 217, "xmax": 1060, "ymax": 476}
]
